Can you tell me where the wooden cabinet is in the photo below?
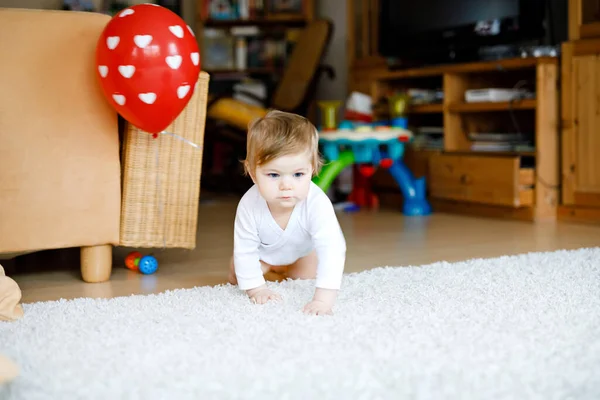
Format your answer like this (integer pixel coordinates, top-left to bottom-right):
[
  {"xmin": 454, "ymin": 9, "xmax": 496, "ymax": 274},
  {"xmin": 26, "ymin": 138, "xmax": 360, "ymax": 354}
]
[
  {"xmin": 369, "ymin": 57, "xmax": 559, "ymax": 221},
  {"xmin": 569, "ymin": 0, "xmax": 600, "ymax": 40},
  {"xmin": 559, "ymin": 38, "xmax": 600, "ymax": 223},
  {"xmin": 429, "ymin": 154, "xmax": 534, "ymax": 208}
]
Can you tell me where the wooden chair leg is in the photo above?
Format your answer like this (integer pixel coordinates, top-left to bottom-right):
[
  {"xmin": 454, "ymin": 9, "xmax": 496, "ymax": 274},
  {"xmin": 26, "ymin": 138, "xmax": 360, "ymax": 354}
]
[{"xmin": 80, "ymin": 245, "xmax": 112, "ymax": 283}]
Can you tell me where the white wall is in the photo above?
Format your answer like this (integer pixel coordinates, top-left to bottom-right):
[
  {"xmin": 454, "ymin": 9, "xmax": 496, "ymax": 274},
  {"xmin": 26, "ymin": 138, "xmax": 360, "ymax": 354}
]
[
  {"xmin": 315, "ymin": 0, "xmax": 348, "ymax": 116},
  {"xmin": 315, "ymin": 1, "xmax": 352, "ymax": 196}
]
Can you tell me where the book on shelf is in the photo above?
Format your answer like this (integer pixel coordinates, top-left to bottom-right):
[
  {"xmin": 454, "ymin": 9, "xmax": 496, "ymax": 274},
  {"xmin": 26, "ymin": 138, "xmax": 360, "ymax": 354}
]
[
  {"xmin": 468, "ymin": 132, "xmax": 534, "ymax": 153},
  {"xmin": 200, "ymin": 0, "xmax": 309, "ymax": 21},
  {"xmin": 203, "ymin": 26, "xmax": 301, "ymax": 72},
  {"xmin": 409, "ymin": 129, "xmax": 535, "ymax": 153},
  {"xmin": 411, "ymin": 126, "xmax": 444, "ymax": 151},
  {"xmin": 200, "ymin": 0, "xmax": 265, "ymax": 20}
]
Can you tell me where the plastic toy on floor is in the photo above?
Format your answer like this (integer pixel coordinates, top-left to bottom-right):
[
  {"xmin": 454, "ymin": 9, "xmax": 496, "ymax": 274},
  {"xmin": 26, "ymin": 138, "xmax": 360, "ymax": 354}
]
[
  {"xmin": 125, "ymin": 251, "xmax": 159, "ymax": 275},
  {"xmin": 312, "ymin": 97, "xmax": 431, "ymax": 216}
]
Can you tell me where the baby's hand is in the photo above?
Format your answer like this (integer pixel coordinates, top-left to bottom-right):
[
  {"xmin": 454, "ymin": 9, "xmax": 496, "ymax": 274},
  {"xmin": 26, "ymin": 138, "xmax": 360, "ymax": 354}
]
[
  {"xmin": 246, "ymin": 285, "xmax": 282, "ymax": 305},
  {"xmin": 302, "ymin": 300, "xmax": 333, "ymax": 316},
  {"xmin": 302, "ymin": 288, "xmax": 337, "ymax": 316}
]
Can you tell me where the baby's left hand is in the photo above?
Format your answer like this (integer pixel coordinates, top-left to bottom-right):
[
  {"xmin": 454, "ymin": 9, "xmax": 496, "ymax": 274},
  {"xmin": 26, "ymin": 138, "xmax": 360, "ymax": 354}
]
[{"xmin": 302, "ymin": 300, "xmax": 333, "ymax": 316}]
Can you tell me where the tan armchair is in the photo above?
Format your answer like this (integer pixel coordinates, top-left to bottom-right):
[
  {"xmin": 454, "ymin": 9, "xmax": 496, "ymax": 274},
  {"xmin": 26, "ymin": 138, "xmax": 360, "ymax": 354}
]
[{"xmin": 0, "ymin": 8, "xmax": 207, "ymax": 282}]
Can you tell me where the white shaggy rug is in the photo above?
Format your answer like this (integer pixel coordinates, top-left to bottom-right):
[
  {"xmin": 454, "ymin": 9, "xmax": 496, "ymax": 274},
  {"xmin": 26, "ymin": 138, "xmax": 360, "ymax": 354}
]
[{"xmin": 1, "ymin": 248, "xmax": 600, "ymax": 400}]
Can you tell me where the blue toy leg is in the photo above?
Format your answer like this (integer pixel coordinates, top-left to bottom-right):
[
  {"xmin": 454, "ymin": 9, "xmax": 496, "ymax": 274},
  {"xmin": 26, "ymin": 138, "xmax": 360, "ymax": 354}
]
[{"xmin": 387, "ymin": 161, "xmax": 432, "ymax": 216}]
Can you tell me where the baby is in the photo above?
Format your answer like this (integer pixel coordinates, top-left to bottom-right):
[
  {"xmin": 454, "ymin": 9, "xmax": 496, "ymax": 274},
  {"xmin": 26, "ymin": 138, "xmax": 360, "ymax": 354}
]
[{"xmin": 228, "ymin": 110, "xmax": 346, "ymax": 316}]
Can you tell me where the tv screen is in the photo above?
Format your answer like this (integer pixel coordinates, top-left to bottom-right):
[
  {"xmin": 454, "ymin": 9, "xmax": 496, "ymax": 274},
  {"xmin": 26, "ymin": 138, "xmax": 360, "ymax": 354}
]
[
  {"xmin": 379, "ymin": 0, "xmax": 549, "ymax": 65},
  {"xmin": 390, "ymin": 0, "xmax": 520, "ymax": 35}
]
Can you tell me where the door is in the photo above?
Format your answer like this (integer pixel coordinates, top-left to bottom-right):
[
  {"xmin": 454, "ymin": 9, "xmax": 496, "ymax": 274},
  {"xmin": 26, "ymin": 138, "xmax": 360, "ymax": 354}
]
[{"xmin": 561, "ymin": 39, "xmax": 600, "ymax": 207}]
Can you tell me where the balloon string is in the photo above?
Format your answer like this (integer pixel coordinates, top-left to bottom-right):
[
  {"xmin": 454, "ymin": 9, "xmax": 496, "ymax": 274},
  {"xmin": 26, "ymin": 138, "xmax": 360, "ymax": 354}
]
[
  {"xmin": 157, "ymin": 130, "xmax": 201, "ymax": 148},
  {"xmin": 154, "ymin": 140, "xmax": 165, "ymax": 249},
  {"xmin": 152, "ymin": 130, "xmax": 202, "ymax": 251}
]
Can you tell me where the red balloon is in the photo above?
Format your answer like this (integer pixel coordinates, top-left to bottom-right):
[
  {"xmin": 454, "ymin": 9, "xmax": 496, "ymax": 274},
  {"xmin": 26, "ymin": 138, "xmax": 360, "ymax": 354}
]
[{"xmin": 95, "ymin": 4, "xmax": 201, "ymax": 134}]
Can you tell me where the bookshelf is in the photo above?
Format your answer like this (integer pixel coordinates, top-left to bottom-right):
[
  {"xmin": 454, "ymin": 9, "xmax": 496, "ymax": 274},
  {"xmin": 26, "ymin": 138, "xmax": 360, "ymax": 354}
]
[
  {"xmin": 196, "ymin": 0, "xmax": 314, "ymax": 77},
  {"xmin": 369, "ymin": 56, "xmax": 559, "ymax": 222}
]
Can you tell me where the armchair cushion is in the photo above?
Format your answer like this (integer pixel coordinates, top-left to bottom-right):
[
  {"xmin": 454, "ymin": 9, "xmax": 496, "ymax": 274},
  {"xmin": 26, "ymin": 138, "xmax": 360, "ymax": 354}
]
[{"xmin": 0, "ymin": 9, "xmax": 121, "ymax": 253}]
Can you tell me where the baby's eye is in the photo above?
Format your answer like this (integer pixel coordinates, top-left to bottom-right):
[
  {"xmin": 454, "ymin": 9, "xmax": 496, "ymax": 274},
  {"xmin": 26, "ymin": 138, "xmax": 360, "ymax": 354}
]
[
  {"xmin": 268, "ymin": 173, "xmax": 279, "ymax": 178},
  {"xmin": 294, "ymin": 172, "xmax": 305, "ymax": 178}
]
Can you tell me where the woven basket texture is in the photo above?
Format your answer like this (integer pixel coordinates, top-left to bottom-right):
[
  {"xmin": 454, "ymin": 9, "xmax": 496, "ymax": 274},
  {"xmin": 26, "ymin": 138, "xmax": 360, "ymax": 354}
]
[{"xmin": 119, "ymin": 71, "xmax": 209, "ymax": 249}]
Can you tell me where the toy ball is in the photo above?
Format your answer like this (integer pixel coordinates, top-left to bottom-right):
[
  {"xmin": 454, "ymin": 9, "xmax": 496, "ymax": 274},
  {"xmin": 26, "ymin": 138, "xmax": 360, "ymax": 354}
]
[
  {"xmin": 125, "ymin": 251, "xmax": 142, "ymax": 271},
  {"xmin": 138, "ymin": 255, "xmax": 159, "ymax": 275}
]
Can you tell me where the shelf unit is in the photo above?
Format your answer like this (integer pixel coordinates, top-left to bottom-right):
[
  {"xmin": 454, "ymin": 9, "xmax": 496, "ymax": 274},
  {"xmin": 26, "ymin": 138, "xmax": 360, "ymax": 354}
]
[
  {"xmin": 196, "ymin": 0, "xmax": 314, "ymax": 77},
  {"xmin": 369, "ymin": 56, "xmax": 559, "ymax": 221}
]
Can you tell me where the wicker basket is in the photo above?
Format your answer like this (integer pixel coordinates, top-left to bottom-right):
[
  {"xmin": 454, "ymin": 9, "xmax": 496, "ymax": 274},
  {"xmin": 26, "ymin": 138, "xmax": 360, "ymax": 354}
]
[{"xmin": 119, "ymin": 71, "xmax": 210, "ymax": 249}]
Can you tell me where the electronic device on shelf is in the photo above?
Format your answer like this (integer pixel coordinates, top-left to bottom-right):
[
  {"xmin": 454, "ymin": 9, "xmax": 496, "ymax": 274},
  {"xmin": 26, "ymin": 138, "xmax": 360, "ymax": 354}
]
[
  {"xmin": 464, "ymin": 88, "xmax": 533, "ymax": 103},
  {"xmin": 379, "ymin": 0, "xmax": 567, "ymax": 67}
]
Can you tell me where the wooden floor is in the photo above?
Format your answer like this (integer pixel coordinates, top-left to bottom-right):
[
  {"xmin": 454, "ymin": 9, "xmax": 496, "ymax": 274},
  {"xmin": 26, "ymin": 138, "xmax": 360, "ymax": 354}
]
[{"xmin": 9, "ymin": 193, "xmax": 600, "ymax": 304}]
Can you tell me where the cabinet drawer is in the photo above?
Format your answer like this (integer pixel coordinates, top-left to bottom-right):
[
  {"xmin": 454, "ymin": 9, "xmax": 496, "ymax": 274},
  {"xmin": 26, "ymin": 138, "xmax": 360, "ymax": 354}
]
[{"xmin": 428, "ymin": 154, "xmax": 534, "ymax": 207}]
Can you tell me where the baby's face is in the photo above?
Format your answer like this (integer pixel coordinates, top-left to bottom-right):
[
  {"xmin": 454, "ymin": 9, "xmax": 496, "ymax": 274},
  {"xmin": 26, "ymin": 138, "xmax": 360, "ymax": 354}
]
[{"xmin": 253, "ymin": 151, "xmax": 313, "ymax": 211}]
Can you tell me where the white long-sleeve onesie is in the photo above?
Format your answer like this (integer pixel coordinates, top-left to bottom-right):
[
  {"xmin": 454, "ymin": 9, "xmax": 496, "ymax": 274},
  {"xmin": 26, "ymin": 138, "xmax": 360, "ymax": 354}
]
[{"xmin": 233, "ymin": 182, "xmax": 346, "ymax": 291}]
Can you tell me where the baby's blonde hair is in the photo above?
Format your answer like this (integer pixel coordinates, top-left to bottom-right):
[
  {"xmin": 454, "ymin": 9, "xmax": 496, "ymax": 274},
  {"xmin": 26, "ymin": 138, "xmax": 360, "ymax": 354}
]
[{"xmin": 243, "ymin": 110, "xmax": 322, "ymax": 177}]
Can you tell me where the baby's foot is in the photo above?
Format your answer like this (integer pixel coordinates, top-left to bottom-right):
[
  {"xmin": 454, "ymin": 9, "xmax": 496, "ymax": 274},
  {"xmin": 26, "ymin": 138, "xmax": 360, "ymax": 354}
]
[{"xmin": 228, "ymin": 259, "xmax": 238, "ymax": 285}]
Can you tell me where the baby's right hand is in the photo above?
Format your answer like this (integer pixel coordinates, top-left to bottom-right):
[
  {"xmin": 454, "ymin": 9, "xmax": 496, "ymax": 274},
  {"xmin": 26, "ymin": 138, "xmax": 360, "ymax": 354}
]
[{"xmin": 246, "ymin": 285, "xmax": 282, "ymax": 304}]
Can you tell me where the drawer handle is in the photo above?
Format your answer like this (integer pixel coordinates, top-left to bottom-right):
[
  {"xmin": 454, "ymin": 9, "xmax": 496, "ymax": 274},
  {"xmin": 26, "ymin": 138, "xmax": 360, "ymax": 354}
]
[{"xmin": 460, "ymin": 174, "xmax": 472, "ymax": 184}]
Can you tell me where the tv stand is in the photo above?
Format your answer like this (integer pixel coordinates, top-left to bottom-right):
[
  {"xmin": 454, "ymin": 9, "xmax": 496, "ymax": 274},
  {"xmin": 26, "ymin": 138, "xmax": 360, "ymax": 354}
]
[
  {"xmin": 387, "ymin": 45, "xmax": 524, "ymax": 71},
  {"xmin": 370, "ymin": 56, "xmax": 559, "ymax": 222}
]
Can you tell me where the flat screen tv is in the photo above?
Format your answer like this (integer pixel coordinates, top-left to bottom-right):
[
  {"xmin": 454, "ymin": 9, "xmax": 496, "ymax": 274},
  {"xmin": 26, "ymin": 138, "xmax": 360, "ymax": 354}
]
[{"xmin": 378, "ymin": 0, "xmax": 563, "ymax": 66}]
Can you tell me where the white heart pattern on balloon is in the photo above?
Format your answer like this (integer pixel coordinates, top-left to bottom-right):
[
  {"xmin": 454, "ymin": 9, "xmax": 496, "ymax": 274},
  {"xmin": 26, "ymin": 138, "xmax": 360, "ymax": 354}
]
[
  {"xmin": 106, "ymin": 36, "xmax": 120, "ymax": 50},
  {"xmin": 118, "ymin": 65, "xmax": 135, "ymax": 78},
  {"xmin": 169, "ymin": 25, "xmax": 184, "ymax": 38},
  {"xmin": 112, "ymin": 94, "xmax": 126, "ymax": 106},
  {"xmin": 98, "ymin": 65, "xmax": 108, "ymax": 78},
  {"xmin": 134, "ymin": 35, "xmax": 153, "ymax": 49},
  {"xmin": 177, "ymin": 85, "xmax": 191, "ymax": 99},
  {"xmin": 119, "ymin": 8, "xmax": 134, "ymax": 17},
  {"xmin": 138, "ymin": 93, "xmax": 157, "ymax": 104},
  {"xmin": 166, "ymin": 55, "xmax": 182, "ymax": 70}
]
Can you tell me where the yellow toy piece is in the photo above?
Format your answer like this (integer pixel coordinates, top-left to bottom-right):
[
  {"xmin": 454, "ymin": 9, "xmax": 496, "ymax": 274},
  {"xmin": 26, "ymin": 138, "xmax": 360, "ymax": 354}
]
[
  {"xmin": 207, "ymin": 97, "xmax": 269, "ymax": 131},
  {"xmin": 317, "ymin": 100, "xmax": 341, "ymax": 130}
]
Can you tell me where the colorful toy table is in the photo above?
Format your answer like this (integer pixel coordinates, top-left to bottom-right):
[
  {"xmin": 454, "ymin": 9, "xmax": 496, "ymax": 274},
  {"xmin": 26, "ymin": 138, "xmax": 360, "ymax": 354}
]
[{"xmin": 313, "ymin": 124, "xmax": 431, "ymax": 216}]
